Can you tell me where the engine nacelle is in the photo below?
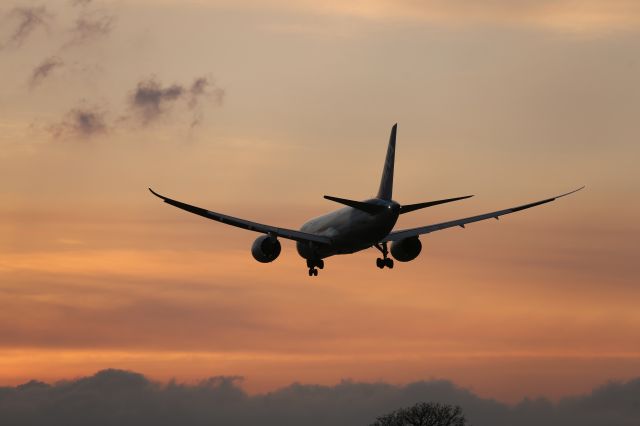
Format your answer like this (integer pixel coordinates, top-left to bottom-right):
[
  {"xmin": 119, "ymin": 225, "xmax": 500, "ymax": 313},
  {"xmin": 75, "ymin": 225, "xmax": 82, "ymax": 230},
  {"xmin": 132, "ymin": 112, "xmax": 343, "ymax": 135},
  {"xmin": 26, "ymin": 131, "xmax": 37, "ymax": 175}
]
[
  {"xmin": 251, "ymin": 235, "xmax": 282, "ymax": 263},
  {"xmin": 390, "ymin": 237, "xmax": 422, "ymax": 262}
]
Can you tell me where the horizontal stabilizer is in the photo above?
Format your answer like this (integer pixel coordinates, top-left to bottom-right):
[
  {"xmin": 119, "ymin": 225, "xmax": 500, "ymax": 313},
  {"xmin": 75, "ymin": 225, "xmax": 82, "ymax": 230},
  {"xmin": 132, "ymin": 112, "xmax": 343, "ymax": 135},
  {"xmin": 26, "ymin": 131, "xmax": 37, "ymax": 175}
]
[
  {"xmin": 400, "ymin": 195, "xmax": 474, "ymax": 214},
  {"xmin": 324, "ymin": 195, "xmax": 387, "ymax": 215}
]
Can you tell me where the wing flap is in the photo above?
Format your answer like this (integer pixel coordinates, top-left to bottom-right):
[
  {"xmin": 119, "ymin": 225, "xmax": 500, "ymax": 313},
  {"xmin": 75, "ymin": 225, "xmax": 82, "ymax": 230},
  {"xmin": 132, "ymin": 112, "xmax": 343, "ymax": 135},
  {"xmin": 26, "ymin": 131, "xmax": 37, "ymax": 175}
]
[{"xmin": 149, "ymin": 188, "xmax": 332, "ymax": 245}]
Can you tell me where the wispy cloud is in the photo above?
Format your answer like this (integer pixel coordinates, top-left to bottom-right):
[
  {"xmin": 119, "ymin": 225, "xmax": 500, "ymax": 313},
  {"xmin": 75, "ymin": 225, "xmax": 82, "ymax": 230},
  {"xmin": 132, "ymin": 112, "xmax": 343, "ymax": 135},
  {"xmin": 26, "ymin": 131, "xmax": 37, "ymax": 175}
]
[
  {"xmin": 2, "ymin": 6, "xmax": 52, "ymax": 48},
  {"xmin": 187, "ymin": 76, "xmax": 225, "ymax": 128},
  {"xmin": 129, "ymin": 75, "xmax": 224, "ymax": 126},
  {"xmin": 49, "ymin": 105, "xmax": 108, "ymax": 139},
  {"xmin": 40, "ymin": 74, "xmax": 223, "ymax": 139},
  {"xmin": 29, "ymin": 56, "xmax": 64, "ymax": 89},
  {"xmin": 64, "ymin": 10, "xmax": 115, "ymax": 48}
]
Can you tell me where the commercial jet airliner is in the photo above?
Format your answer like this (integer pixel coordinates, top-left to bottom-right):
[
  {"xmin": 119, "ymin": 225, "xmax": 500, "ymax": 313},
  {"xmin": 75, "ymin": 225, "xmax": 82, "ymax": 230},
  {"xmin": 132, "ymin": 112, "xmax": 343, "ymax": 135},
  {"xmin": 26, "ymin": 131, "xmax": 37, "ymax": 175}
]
[{"xmin": 150, "ymin": 124, "xmax": 583, "ymax": 276}]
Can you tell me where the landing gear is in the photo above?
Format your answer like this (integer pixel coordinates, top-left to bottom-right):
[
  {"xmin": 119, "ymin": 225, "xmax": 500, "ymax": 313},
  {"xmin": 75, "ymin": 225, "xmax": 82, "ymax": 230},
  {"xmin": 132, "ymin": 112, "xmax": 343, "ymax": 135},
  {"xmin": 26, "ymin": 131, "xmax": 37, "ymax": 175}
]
[
  {"xmin": 374, "ymin": 242, "xmax": 394, "ymax": 269},
  {"xmin": 376, "ymin": 257, "xmax": 394, "ymax": 269},
  {"xmin": 306, "ymin": 259, "xmax": 324, "ymax": 277}
]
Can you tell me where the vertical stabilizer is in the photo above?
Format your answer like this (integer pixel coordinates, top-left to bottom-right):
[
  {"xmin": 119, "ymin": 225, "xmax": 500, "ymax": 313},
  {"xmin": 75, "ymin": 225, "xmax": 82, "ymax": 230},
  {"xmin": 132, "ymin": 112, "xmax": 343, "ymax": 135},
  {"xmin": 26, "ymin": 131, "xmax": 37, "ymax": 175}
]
[{"xmin": 376, "ymin": 123, "xmax": 397, "ymax": 200}]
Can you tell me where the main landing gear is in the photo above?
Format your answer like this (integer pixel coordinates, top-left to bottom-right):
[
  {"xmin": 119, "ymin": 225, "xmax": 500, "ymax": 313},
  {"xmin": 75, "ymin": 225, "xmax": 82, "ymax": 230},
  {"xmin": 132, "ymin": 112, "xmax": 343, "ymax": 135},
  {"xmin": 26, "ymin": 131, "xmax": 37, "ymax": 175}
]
[
  {"xmin": 307, "ymin": 259, "xmax": 324, "ymax": 277},
  {"xmin": 374, "ymin": 242, "xmax": 394, "ymax": 269}
]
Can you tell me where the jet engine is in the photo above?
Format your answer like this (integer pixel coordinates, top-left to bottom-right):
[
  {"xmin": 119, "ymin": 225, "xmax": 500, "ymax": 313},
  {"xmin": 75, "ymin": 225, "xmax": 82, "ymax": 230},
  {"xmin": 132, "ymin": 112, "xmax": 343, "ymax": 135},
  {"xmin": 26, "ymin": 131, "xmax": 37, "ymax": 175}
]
[
  {"xmin": 251, "ymin": 235, "xmax": 281, "ymax": 263},
  {"xmin": 390, "ymin": 237, "xmax": 422, "ymax": 262}
]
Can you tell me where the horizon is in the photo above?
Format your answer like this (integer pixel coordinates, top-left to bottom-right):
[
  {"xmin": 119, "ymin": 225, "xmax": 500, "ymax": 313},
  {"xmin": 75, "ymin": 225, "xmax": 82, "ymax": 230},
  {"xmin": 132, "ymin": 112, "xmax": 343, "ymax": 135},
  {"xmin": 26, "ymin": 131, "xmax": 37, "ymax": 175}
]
[{"xmin": 2, "ymin": 368, "xmax": 638, "ymax": 425}]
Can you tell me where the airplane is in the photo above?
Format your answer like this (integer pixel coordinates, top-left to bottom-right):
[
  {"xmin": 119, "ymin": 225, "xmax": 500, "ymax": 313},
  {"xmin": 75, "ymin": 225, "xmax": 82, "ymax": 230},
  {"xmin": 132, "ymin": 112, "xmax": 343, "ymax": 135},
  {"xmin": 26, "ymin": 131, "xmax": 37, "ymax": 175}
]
[{"xmin": 149, "ymin": 124, "xmax": 583, "ymax": 276}]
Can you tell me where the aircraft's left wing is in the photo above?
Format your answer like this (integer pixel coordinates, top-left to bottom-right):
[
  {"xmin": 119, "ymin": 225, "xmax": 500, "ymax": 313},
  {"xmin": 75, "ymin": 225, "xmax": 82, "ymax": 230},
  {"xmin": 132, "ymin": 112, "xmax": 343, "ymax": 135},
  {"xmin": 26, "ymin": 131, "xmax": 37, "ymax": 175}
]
[
  {"xmin": 382, "ymin": 186, "xmax": 584, "ymax": 242},
  {"xmin": 149, "ymin": 188, "xmax": 332, "ymax": 245}
]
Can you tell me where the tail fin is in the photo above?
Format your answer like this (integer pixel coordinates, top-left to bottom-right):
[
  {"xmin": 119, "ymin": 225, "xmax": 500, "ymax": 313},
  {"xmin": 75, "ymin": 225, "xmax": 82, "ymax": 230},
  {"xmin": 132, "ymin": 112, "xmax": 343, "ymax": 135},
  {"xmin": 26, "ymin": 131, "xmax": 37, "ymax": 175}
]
[{"xmin": 377, "ymin": 123, "xmax": 397, "ymax": 200}]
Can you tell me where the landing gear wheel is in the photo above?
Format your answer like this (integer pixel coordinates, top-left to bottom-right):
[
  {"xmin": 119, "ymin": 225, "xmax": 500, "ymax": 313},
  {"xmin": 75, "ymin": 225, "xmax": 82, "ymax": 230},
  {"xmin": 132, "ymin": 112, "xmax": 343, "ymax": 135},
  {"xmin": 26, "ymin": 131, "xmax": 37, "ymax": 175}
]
[
  {"xmin": 308, "ymin": 267, "xmax": 319, "ymax": 276},
  {"xmin": 307, "ymin": 259, "xmax": 324, "ymax": 269},
  {"xmin": 374, "ymin": 242, "xmax": 393, "ymax": 270}
]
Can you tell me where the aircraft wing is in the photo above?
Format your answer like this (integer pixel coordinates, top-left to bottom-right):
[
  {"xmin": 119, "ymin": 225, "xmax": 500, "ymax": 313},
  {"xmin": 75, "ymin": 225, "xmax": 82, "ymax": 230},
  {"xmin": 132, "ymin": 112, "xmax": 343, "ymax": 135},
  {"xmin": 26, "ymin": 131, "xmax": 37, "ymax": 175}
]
[
  {"xmin": 382, "ymin": 187, "xmax": 584, "ymax": 242},
  {"xmin": 149, "ymin": 188, "xmax": 332, "ymax": 245}
]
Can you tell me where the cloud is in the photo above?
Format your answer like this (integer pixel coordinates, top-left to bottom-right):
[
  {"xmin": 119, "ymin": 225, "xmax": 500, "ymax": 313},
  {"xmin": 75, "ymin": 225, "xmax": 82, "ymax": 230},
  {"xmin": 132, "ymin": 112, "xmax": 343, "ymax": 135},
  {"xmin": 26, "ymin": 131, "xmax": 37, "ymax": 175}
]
[
  {"xmin": 0, "ymin": 370, "xmax": 638, "ymax": 426},
  {"xmin": 39, "ymin": 75, "xmax": 223, "ymax": 139},
  {"xmin": 256, "ymin": 0, "xmax": 640, "ymax": 33},
  {"xmin": 2, "ymin": 6, "xmax": 52, "ymax": 48},
  {"xmin": 187, "ymin": 76, "xmax": 225, "ymax": 128},
  {"xmin": 49, "ymin": 105, "xmax": 108, "ymax": 139},
  {"xmin": 29, "ymin": 56, "xmax": 64, "ymax": 89},
  {"xmin": 64, "ymin": 11, "xmax": 115, "ymax": 48},
  {"xmin": 130, "ymin": 78, "xmax": 185, "ymax": 124},
  {"xmin": 129, "ymin": 76, "xmax": 224, "ymax": 126},
  {"xmin": 70, "ymin": 0, "xmax": 94, "ymax": 7}
]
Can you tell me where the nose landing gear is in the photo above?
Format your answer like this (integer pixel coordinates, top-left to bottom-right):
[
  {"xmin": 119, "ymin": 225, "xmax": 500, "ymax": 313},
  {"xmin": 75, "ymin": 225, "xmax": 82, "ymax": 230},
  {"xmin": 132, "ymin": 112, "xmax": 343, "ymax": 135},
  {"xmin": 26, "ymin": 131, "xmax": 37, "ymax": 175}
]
[
  {"xmin": 307, "ymin": 259, "xmax": 324, "ymax": 277},
  {"xmin": 374, "ymin": 242, "xmax": 394, "ymax": 269}
]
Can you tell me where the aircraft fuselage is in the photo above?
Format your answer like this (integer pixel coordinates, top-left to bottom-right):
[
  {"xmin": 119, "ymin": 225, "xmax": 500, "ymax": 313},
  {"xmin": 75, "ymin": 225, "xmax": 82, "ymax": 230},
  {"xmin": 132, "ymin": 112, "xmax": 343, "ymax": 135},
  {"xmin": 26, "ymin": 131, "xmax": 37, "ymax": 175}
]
[{"xmin": 296, "ymin": 198, "xmax": 400, "ymax": 260}]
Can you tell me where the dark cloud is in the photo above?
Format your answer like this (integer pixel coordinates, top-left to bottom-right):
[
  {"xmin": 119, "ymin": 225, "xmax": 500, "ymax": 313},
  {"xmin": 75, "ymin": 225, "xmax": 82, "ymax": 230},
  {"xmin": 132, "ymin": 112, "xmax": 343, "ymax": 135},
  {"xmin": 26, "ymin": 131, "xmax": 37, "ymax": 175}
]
[
  {"xmin": 49, "ymin": 105, "xmax": 108, "ymax": 139},
  {"xmin": 64, "ymin": 11, "xmax": 115, "ymax": 48},
  {"xmin": 2, "ymin": 6, "xmax": 52, "ymax": 48},
  {"xmin": 131, "ymin": 78, "xmax": 185, "ymax": 124},
  {"xmin": 129, "ymin": 76, "xmax": 224, "ymax": 126},
  {"xmin": 29, "ymin": 56, "xmax": 63, "ymax": 88},
  {"xmin": 0, "ymin": 370, "xmax": 638, "ymax": 426}
]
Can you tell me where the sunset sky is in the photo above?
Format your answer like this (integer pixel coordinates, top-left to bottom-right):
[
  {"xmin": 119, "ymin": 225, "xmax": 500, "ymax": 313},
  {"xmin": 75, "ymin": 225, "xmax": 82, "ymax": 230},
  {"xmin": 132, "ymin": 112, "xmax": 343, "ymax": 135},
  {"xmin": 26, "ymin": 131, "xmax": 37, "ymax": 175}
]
[{"xmin": 1, "ymin": 0, "xmax": 639, "ymax": 406}]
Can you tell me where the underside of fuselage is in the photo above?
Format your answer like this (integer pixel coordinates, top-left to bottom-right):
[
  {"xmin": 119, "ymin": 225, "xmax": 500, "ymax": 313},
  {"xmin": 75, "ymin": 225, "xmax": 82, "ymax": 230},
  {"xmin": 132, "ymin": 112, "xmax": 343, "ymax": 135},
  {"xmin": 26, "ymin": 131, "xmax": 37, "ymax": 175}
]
[{"xmin": 295, "ymin": 198, "xmax": 400, "ymax": 260}]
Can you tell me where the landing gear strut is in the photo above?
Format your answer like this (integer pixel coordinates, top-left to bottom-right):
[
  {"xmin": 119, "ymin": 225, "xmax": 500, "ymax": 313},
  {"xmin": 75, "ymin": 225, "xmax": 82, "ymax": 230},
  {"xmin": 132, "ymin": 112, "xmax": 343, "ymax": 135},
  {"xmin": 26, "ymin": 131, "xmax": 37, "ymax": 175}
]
[
  {"xmin": 374, "ymin": 242, "xmax": 394, "ymax": 269},
  {"xmin": 307, "ymin": 259, "xmax": 324, "ymax": 277}
]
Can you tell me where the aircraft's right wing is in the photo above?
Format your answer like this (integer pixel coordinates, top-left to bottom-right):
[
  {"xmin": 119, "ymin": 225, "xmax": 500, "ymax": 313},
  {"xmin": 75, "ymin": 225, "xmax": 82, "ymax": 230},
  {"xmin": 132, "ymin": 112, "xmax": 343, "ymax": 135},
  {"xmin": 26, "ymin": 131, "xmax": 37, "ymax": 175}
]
[
  {"xmin": 382, "ymin": 186, "xmax": 584, "ymax": 242},
  {"xmin": 149, "ymin": 188, "xmax": 332, "ymax": 245}
]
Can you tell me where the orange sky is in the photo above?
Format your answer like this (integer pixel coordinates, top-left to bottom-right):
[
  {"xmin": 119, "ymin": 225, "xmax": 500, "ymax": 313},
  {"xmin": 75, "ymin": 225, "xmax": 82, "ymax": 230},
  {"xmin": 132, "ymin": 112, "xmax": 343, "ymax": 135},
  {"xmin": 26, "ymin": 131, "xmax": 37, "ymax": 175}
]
[{"xmin": 1, "ymin": 0, "xmax": 639, "ymax": 403}]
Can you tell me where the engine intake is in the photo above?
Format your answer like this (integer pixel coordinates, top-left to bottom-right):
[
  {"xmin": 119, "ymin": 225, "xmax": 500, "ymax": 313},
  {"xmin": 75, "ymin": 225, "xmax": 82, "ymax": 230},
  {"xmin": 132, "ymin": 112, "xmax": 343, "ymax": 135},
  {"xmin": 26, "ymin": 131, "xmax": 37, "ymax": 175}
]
[
  {"xmin": 251, "ymin": 235, "xmax": 281, "ymax": 263},
  {"xmin": 390, "ymin": 237, "xmax": 422, "ymax": 262}
]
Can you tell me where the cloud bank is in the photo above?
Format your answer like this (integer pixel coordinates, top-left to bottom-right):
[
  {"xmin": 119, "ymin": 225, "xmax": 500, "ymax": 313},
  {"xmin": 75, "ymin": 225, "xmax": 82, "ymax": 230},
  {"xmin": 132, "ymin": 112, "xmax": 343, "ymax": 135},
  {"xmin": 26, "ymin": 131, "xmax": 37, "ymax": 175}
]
[{"xmin": 0, "ymin": 369, "xmax": 638, "ymax": 426}]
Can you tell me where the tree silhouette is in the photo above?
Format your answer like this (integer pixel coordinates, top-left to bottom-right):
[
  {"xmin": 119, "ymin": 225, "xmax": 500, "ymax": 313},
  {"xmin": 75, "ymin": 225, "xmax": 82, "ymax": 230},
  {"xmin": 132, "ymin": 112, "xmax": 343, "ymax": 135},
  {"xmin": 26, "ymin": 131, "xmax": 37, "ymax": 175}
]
[{"xmin": 370, "ymin": 402, "xmax": 467, "ymax": 426}]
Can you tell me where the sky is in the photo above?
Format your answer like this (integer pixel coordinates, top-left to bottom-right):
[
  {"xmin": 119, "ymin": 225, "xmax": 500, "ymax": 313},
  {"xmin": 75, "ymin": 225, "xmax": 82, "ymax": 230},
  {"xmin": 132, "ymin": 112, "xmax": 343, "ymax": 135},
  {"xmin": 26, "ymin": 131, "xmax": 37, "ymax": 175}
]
[{"xmin": 1, "ymin": 0, "xmax": 639, "ymax": 415}]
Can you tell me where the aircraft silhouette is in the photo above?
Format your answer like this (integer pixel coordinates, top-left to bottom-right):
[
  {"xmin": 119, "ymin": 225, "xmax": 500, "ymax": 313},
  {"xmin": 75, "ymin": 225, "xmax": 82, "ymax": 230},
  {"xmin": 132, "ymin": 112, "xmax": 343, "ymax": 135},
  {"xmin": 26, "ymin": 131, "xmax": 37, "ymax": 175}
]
[{"xmin": 150, "ymin": 124, "xmax": 583, "ymax": 276}]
